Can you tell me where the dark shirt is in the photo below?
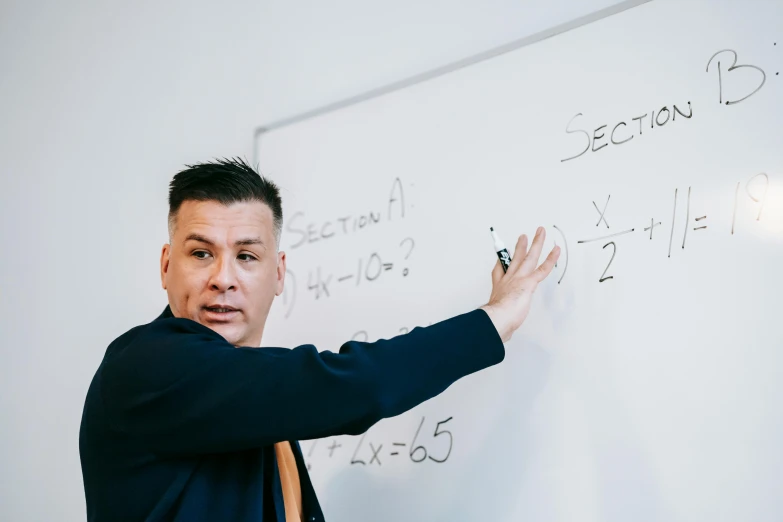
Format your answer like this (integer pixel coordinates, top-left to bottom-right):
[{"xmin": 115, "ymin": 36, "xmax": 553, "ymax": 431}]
[{"xmin": 79, "ymin": 305, "xmax": 504, "ymax": 521}]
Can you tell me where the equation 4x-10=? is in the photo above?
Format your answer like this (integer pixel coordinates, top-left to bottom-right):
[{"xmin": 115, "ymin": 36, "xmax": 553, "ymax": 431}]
[{"xmin": 305, "ymin": 237, "xmax": 416, "ymax": 300}]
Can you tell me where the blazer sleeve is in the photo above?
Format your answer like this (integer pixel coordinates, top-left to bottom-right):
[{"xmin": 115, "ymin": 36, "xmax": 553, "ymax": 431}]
[{"xmin": 100, "ymin": 308, "xmax": 504, "ymax": 455}]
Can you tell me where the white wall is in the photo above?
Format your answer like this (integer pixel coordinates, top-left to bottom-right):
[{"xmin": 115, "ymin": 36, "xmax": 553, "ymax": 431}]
[{"xmin": 0, "ymin": 1, "xmax": 625, "ymax": 519}]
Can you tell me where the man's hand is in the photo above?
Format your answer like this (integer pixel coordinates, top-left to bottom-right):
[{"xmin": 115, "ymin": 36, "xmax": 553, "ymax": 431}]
[{"xmin": 480, "ymin": 227, "xmax": 560, "ymax": 343}]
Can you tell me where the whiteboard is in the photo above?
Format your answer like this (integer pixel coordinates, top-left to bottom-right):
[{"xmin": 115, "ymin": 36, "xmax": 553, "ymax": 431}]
[{"xmin": 255, "ymin": 1, "xmax": 783, "ymax": 521}]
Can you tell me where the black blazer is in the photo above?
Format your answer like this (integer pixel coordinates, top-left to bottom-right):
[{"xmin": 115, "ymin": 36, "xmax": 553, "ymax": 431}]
[{"xmin": 79, "ymin": 305, "xmax": 504, "ymax": 521}]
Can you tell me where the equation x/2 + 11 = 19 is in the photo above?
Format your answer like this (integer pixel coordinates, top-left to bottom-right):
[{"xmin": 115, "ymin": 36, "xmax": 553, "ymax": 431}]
[{"xmin": 552, "ymin": 172, "xmax": 779, "ymax": 285}]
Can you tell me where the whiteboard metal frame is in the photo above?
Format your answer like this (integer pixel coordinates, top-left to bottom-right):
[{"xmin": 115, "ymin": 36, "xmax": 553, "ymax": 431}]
[{"xmin": 252, "ymin": 0, "xmax": 654, "ymax": 164}]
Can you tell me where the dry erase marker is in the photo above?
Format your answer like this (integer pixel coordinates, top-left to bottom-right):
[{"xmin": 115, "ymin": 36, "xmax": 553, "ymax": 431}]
[{"xmin": 490, "ymin": 227, "xmax": 512, "ymax": 273}]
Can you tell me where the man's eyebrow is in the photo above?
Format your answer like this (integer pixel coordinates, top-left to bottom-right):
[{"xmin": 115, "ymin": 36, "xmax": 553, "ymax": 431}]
[
  {"xmin": 184, "ymin": 234, "xmax": 265, "ymax": 248},
  {"xmin": 235, "ymin": 237, "xmax": 265, "ymax": 247},
  {"xmin": 184, "ymin": 233, "xmax": 215, "ymax": 246}
]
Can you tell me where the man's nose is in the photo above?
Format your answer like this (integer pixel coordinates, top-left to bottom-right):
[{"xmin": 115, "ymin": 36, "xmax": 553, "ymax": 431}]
[{"xmin": 209, "ymin": 256, "xmax": 238, "ymax": 291}]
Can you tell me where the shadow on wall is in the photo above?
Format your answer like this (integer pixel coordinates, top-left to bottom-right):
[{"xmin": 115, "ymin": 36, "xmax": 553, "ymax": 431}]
[
  {"xmin": 436, "ymin": 339, "xmax": 554, "ymax": 522},
  {"xmin": 578, "ymin": 352, "xmax": 669, "ymax": 522},
  {"xmin": 317, "ymin": 338, "xmax": 552, "ymax": 522},
  {"xmin": 317, "ymin": 331, "xmax": 670, "ymax": 522}
]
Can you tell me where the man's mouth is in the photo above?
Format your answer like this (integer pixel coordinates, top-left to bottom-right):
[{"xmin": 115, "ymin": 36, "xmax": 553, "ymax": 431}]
[{"xmin": 204, "ymin": 305, "xmax": 239, "ymax": 314}]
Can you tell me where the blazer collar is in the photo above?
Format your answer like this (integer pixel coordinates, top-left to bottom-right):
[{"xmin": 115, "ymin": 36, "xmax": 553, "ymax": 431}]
[{"xmin": 156, "ymin": 304, "xmax": 174, "ymax": 320}]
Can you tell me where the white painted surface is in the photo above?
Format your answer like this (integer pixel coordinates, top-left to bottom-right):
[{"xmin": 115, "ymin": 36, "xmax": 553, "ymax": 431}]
[
  {"xmin": 258, "ymin": 1, "xmax": 783, "ymax": 520},
  {"xmin": 1, "ymin": 1, "xmax": 729, "ymax": 520}
]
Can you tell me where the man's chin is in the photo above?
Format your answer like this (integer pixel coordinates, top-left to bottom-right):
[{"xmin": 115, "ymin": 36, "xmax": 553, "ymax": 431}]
[{"xmin": 197, "ymin": 321, "xmax": 242, "ymax": 346}]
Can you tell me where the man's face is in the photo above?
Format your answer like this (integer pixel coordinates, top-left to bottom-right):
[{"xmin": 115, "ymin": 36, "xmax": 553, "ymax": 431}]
[{"xmin": 160, "ymin": 199, "xmax": 285, "ymax": 347}]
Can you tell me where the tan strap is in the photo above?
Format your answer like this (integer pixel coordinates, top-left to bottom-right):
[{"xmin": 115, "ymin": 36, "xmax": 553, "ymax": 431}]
[{"xmin": 274, "ymin": 441, "xmax": 303, "ymax": 522}]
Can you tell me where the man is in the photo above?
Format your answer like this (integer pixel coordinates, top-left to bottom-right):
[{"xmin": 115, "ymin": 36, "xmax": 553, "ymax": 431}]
[{"xmin": 79, "ymin": 158, "xmax": 560, "ymax": 522}]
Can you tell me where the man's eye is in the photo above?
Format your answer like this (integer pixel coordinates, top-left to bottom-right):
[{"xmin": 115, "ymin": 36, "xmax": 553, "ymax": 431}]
[
  {"xmin": 193, "ymin": 251, "xmax": 210, "ymax": 259},
  {"xmin": 238, "ymin": 253, "xmax": 257, "ymax": 262}
]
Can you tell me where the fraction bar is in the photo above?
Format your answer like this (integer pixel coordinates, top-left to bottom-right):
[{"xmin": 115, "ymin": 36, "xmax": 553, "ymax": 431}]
[{"xmin": 577, "ymin": 228, "xmax": 635, "ymax": 244}]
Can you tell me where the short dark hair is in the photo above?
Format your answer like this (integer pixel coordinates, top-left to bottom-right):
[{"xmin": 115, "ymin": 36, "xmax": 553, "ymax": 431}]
[{"xmin": 168, "ymin": 157, "xmax": 283, "ymax": 244}]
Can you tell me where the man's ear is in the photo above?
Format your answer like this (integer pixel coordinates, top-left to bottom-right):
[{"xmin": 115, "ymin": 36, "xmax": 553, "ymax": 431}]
[
  {"xmin": 275, "ymin": 251, "xmax": 286, "ymax": 296},
  {"xmin": 160, "ymin": 244, "xmax": 171, "ymax": 290}
]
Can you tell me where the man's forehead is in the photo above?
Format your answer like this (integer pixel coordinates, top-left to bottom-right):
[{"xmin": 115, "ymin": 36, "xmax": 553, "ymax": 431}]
[
  {"xmin": 179, "ymin": 199, "xmax": 271, "ymax": 220},
  {"xmin": 175, "ymin": 200, "xmax": 274, "ymax": 236}
]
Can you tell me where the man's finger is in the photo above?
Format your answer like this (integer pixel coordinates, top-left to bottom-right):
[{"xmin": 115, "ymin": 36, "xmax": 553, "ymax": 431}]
[
  {"xmin": 520, "ymin": 227, "xmax": 546, "ymax": 274},
  {"xmin": 491, "ymin": 259, "xmax": 504, "ymax": 285},
  {"xmin": 533, "ymin": 245, "xmax": 561, "ymax": 282},
  {"xmin": 508, "ymin": 233, "xmax": 528, "ymax": 273}
]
